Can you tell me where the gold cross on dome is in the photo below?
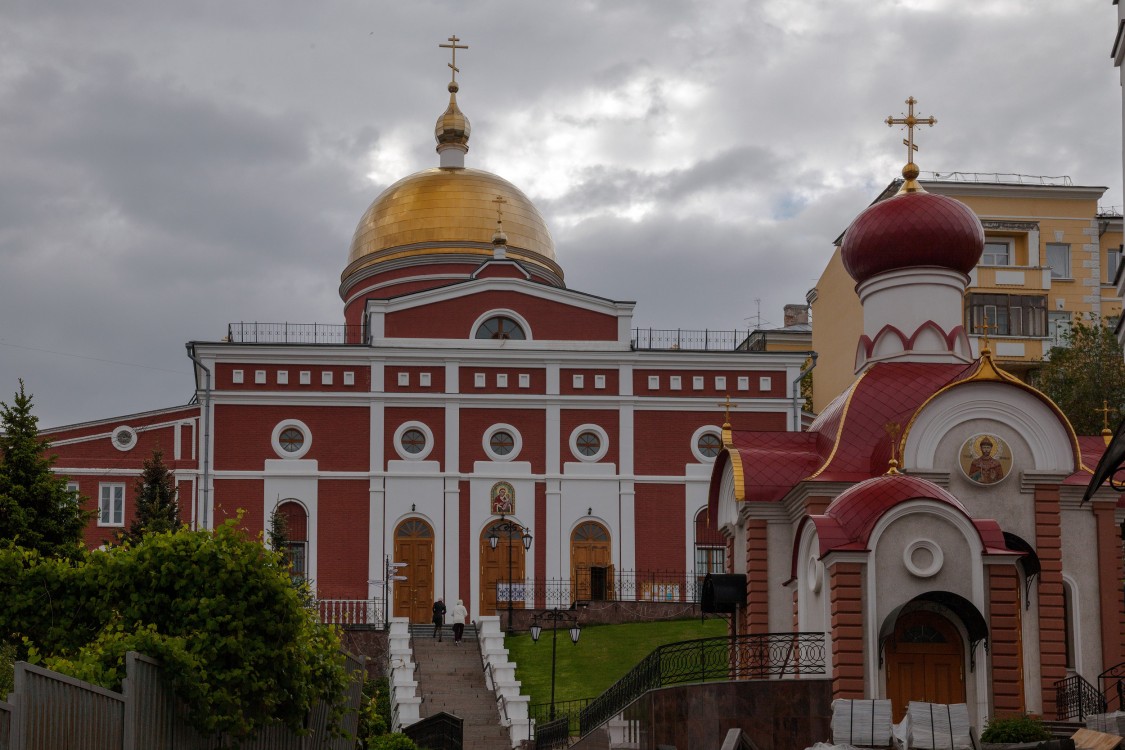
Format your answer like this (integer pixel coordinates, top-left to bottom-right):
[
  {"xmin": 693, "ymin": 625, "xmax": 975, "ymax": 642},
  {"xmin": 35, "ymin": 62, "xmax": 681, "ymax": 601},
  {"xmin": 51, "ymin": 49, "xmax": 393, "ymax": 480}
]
[
  {"xmin": 439, "ymin": 35, "xmax": 468, "ymax": 82},
  {"xmin": 979, "ymin": 313, "xmax": 997, "ymax": 353},
  {"xmin": 492, "ymin": 195, "xmax": 507, "ymax": 227},
  {"xmin": 1098, "ymin": 400, "xmax": 1115, "ymax": 431},
  {"xmin": 884, "ymin": 422, "xmax": 902, "ymax": 474},
  {"xmin": 718, "ymin": 394, "xmax": 735, "ymax": 426},
  {"xmin": 885, "ymin": 96, "xmax": 937, "ymax": 165}
]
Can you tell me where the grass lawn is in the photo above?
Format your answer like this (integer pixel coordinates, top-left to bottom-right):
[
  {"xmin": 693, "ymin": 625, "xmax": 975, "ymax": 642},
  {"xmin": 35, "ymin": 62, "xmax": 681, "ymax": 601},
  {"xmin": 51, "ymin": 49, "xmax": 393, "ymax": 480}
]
[{"xmin": 506, "ymin": 617, "xmax": 728, "ymax": 708}]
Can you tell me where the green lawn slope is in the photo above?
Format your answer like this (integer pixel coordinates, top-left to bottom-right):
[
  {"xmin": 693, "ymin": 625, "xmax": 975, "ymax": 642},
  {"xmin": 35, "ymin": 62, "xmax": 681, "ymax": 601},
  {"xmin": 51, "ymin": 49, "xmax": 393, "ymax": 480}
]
[{"xmin": 506, "ymin": 617, "xmax": 728, "ymax": 708}]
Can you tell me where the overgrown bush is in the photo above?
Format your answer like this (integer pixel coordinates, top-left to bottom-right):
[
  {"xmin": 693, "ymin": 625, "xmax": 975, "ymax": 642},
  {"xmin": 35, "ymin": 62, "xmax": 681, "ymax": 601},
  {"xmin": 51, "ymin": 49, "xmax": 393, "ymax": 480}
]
[
  {"xmin": 366, "ymin": 733, "xmax": 420, "ymax": 750},
  {"xmin": 0, "ymin": 521, "xmax": 351, "ymax": 741},
  {"xmin": 0, "ymin": 641, "xmax": 15, "ymax": 697},
  {"xmin": 980, "ymin": 715, "xmax": 1052, "ymax": 743}
]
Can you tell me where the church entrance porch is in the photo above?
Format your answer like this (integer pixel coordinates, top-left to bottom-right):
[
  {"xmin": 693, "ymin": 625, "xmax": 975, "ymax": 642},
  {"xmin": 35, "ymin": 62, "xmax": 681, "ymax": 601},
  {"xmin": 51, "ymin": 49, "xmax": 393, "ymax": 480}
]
[
  {"xmin": 571, "ymin": 521, "xmax": 612, "ymax": 602},
  {"xmin": 885, "ymin": 610, "xmax": 966, "ymax": 721},
  {"xmin": 393, "ymin": 518, "xmax": 435, "ymax": 623}
]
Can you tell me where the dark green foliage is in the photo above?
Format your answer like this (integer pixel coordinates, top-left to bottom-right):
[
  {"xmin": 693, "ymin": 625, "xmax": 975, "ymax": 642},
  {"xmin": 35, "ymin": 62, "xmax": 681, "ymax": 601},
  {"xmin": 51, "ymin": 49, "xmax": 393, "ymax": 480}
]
[
  {"xmin": 357, "ymin": 677, "xmax": 392, "ymax": 746},
  {"xmin": 0, "ymin": 380, "xmax": 90, "ymax": 557},
  {"xmin": 119, "ymin": 449, "xmax": 180, "ymax": 544},
  {"xmin": 366, "ymin": 734, "xmax": 420, "ymax": 750},
  {"xmin": 0, "ymin": 521, "xmax": 350, "ymax": 742},
  {"xmin": 979, "ymin": 715, "xmax": 1052, "ymax": 743},
  {"xmin": 0, "ymin": 641, "xmax": 14, "ymax": 697},
  {"xmin": 1037, "ymin": 317, "xmax": 1125, "ymax": 435},
  {"xmin": 267, "ymin": 499, "xmax": 289, "ymax": 552}
]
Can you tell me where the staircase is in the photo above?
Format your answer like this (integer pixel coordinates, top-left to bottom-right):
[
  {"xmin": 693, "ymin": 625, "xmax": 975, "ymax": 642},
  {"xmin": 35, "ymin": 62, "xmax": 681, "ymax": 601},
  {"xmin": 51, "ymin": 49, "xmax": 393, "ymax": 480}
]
[{"xmin": 410, "ymin": 623, "xmax": 513, "ymax": 749}]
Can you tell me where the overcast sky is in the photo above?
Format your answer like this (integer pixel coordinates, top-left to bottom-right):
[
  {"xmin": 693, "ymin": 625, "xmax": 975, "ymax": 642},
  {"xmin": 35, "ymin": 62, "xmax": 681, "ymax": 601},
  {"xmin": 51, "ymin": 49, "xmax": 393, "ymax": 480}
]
[{"xmin": 1, "ymin": 0, "xmax": 1120, "ymax": 428}]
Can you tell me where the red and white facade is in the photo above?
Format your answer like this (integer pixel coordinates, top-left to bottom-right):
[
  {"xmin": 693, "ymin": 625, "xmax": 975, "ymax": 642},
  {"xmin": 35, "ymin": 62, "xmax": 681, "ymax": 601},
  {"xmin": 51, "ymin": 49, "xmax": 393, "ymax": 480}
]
[{"xmin": 42, "ymin": 82, "xmax": 811, "ymax": 622}]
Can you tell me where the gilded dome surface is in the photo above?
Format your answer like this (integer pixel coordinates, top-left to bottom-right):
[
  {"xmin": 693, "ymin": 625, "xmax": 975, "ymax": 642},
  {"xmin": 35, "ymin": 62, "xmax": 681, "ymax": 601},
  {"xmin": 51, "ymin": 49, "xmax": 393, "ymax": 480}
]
[{"xmin": 344, "ymin": 167, "xmax": 558, "ymax": 280}]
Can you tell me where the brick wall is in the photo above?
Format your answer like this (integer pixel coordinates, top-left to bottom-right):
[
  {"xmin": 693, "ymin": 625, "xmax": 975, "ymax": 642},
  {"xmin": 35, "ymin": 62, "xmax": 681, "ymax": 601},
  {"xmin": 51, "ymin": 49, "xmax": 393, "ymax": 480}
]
[{"xmin": 988, "ymin": 564, "xmax": 1025, "ymax": 714}]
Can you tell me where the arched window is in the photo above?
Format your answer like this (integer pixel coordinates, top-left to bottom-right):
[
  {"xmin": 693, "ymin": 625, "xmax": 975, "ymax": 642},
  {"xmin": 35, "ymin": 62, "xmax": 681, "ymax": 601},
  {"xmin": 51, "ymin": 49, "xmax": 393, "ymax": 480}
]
[
  {"xmin": 694, "ymin": 508, "xmax": 725, "ymax": 590},
  {"xmin": 475, "ymin": 316, "xmax": 526, "ymax": 340},
  {"xmin": 274, "ymin": 500, "xmax": 309, "ymax": 581}
]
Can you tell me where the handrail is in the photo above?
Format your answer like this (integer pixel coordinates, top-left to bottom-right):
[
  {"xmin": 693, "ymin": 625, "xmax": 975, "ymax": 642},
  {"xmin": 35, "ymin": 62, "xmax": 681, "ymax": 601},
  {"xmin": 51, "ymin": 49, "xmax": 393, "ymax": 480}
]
[
  {"xmin": 1098, "ymin": 661, "xmax": 1125, "ymax": 712},
  {"xmin": 1055, "ymin": 673, "xmax": 1107, "ymax": 720},
  {"xmin": 578, "ymin": 632, "xmax": 825, "ymax": 737},
  {"xmin": 474, "ymin": 622, "xmax": 510, "ymax": 726}
]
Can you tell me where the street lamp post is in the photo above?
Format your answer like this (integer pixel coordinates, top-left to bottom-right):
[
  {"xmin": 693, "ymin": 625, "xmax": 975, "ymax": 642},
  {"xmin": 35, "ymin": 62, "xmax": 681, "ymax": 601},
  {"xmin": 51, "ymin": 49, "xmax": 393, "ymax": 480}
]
[
  {"xmin": 488, "ymin": 513, "xmax": 532, "ymax": 636},
  {"xmin": 530, "ymin": 608, "xmax": 581, "ymax": 721}
]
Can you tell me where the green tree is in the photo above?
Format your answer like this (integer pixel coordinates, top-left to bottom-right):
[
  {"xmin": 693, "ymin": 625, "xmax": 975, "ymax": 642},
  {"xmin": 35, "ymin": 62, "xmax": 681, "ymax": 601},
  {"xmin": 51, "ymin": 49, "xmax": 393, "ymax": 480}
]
[
  {"xmin": 0, "ymin": 521, "xmax": 352, "ymax": 742},
  {"xmin": 1036, "ymin": 316, "xmax": 1125, "ymax": 435},
  {"xmin": 119, "ymin": 449, "xmax": 179, "ymax": 544},
  {"xmin": 0, "ymin": 380, "xmax": 89, "ymax": 557},
  {"xmin": 267, "ymin": 499, "xmax": 289, "ymax": 552}
]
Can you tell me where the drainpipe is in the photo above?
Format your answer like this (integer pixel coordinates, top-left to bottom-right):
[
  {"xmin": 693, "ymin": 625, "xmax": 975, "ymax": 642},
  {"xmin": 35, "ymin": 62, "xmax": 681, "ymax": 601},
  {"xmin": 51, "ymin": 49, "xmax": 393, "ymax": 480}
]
[
  {"xmin": 792, "ymin": 353, "xmax": 818, "ymax": 432},
  {"xmin": 186, "ymin": 344, "xmax": 212, "ymax": 530}
]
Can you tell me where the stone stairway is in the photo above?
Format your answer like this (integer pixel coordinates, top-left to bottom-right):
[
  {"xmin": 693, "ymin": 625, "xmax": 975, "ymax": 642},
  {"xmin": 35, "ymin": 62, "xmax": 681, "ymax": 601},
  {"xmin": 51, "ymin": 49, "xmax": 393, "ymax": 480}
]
[{"xmin": 410, "ymin": 623, "xmax": 514, "ymax": 749}]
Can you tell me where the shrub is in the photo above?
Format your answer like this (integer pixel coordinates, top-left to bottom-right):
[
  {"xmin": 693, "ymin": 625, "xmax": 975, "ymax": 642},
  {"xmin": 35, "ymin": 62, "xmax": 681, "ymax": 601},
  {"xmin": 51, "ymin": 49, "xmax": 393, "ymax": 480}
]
[
  {"xmin": 980, "ymin": 715, "xmax": 1052, "ymax": 743},
  {"xmin": 367, "ymin": 733, "xmax": 420, "ymax": 750}
]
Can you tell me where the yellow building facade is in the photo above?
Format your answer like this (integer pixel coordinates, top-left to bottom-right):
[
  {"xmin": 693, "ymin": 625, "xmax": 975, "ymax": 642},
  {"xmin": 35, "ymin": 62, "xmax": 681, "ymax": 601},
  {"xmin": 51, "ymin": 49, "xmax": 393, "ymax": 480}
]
[{"xmin": 811, "ymin": 176, "xmax": 1123, "ymax": 412}]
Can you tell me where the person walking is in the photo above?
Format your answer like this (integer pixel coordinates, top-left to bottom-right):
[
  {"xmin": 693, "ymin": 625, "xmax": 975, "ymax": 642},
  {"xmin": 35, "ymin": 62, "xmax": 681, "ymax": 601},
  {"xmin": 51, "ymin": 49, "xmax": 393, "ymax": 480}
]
[
  {"xmin": 431, "ymin": 597, "xmax": 446, "ymax": 641},
  {"xmin": 451, "ymin": 599, "xmax": 469, "ymax": 645}
]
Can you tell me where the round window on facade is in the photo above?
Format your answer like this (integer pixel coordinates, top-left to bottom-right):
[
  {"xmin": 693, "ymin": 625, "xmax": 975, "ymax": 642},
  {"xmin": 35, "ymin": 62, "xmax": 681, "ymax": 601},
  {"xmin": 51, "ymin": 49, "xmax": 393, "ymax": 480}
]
[
  {"xmin": 401, "ymin": 429, "xmax": 426, "ymax": 454},
  {"xmin": 271, "ymin": 419, "xmax": 313, "ymax": 459},
  {"xmin": 393, "ymin": 421, "xmax": 435, "ymax": 461},
  {"xmin": 691, "ymin": 426, "xmax": 723, "ymax": 462},
  {"xmin": 475, "ymin": 316, "xmax": 527, "ymax": 340},
  {"xmin": 279, "ymin": 428, "xmax": 305, "ymax": 453},
  {"xmin": 111, "ymin": 425, "xmax": 137, "ymax": 452},
  {"xmin": 483, "ymin": 424, "xmax": 523, "ymax": 462},
  {"xmin": 490, "ymin": 430, "xmax": 515, "ymax": 455},
  {"xmin": 569, "ymin": 424, "xmax": 609, "ymax": 463}
]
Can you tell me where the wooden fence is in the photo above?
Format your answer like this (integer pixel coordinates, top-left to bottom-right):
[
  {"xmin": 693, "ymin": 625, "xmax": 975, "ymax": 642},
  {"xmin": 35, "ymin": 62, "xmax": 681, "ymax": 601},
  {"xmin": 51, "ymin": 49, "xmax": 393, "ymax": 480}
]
[{"xmin": 1, "ymin": 651, "xmax": 364, "ymax": 750}]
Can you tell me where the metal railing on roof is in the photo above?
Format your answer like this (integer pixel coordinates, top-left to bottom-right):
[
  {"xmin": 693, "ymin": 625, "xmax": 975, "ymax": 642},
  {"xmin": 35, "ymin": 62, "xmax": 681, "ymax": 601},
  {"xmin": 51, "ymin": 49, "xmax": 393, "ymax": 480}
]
[
  {"xmin": 631, "ymin": 328, "xmax": 753, "ymax": 351},
  {"xmin": 922, "ymin": 171, "xmax": 1073, "ymax": 186},
  {"xmin": 226, "ymin": 322, "xmax": 365, "ymax": 344}
]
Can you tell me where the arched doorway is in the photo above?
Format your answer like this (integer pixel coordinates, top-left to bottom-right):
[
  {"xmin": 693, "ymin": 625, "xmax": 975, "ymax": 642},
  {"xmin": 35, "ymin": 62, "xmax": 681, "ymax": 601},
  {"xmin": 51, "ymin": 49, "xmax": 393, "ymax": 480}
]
[
  {"xmin": 571, "ymin": 521, "xmax": 612, "ymax": 601},
  {"xmin": 393, "ymin": 518, "xmax": 434, "ymax": 623},
  {"xmin": 885, "ymin": 610, "xmax": 966, "ymax": 720},
  {"xmin": 479, "ymin": 521, "xmax": 527, "ymax": 617}
]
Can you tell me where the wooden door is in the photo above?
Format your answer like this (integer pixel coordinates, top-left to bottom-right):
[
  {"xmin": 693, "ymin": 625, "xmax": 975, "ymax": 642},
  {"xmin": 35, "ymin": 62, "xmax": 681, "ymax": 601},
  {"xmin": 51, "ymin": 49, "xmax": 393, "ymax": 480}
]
[
  {"xmin": 393, "ymin": 519, "xmax": 434, "ymax": 623},
  {"xmin": 886, "ymin": 611, "xmax": 966, "ymax": 721},
  {"xmin": 571, "ymin": 521, "xmax": 612, "ymax": 601},
  {"xmin": 479, "ymin": 522, "xmax": 527, "ymax": 616}
]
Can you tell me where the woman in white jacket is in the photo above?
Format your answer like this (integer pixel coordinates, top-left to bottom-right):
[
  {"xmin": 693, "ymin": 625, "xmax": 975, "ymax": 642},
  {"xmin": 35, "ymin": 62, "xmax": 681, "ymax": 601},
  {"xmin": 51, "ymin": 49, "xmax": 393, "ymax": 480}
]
[{"xmin": 450, "ymin": 599, "xmax": 469, "ymax": 644}]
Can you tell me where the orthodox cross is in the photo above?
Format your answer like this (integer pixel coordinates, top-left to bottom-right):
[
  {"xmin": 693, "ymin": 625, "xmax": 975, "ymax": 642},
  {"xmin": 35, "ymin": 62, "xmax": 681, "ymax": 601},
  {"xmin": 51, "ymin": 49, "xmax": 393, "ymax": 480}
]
[
  {"xmin": 885, "ymin": 96, "xmax": 936, "ymax": 165},
  {"xmin": 493, "ymin": 195, "xmax": 507, "ymax": 229},
  {"xmin": 884, "ymin": 422, "xmax": 902, "ymax": 474},
  {"xmin": 1099, "ymin": 400, "xmax": 1115, "ymax": 432},
  {"xmin": 718, "ymin": 394, "xmax": 735, "ymax": 426},
  {"xmin": 439, "ymin": 35, "xmax": 468, "ymax": 82},
  {"xmin": 979, "ymin": 313, "xmax": 997, "ymax": 351}
]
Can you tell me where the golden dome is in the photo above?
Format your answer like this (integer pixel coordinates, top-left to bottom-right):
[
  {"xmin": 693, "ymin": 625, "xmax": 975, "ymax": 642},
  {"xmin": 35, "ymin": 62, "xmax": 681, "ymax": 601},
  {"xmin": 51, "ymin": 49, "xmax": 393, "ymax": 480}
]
[{"xmin": 342, "ymin": 167, "xmax": 560, "ymax": 283}]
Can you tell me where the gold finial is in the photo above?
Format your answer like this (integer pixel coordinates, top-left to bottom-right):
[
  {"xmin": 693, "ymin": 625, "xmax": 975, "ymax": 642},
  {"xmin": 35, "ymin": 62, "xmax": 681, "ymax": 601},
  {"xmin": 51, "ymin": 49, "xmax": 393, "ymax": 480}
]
[
  {"xmin": 884, "ymin": 422, "xmax": 902, "ymax": 475},
  {"xmin": 439, "ymin": 34, "xmax": 468, "ymax": 85},
  {"xmin": 491, "ymin": 195, "xmax": 508, "ymax": 247},
  {"xmin": 1099, "ymin": 400, "xmax": 1115, "ymax": 446},
  {"xmin": 886, "ymin": 96, "xmax": 936, "ymax": 194},
  {"xmin": 719, "ymin": 394, "xmax": 735, "ymax": 447}
]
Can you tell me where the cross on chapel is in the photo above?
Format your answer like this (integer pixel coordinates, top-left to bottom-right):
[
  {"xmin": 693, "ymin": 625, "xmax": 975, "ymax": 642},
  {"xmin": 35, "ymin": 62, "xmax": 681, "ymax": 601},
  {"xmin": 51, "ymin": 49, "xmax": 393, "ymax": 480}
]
[
  {"xmin": 439, "ymin": 35, "xmax": 468, "ymax": 82},
  {"xmin": 885, "ymin": 96, "xmax": 937, "ymax": 167}
]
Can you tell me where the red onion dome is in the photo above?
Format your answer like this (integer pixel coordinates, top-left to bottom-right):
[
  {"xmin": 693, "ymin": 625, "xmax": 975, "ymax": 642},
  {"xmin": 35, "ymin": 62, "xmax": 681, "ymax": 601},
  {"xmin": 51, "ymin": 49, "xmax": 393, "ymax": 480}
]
[{"xmin": 840, "ymin": 190, "xmax": 984, "ymax": 285}]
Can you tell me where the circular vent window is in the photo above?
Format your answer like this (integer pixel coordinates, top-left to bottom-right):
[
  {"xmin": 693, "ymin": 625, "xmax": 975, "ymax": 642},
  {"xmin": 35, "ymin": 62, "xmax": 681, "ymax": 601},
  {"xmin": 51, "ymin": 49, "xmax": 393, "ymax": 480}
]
[{"xmin": 112, "ymin": 426, "xmax": 137, "ymax": 452}]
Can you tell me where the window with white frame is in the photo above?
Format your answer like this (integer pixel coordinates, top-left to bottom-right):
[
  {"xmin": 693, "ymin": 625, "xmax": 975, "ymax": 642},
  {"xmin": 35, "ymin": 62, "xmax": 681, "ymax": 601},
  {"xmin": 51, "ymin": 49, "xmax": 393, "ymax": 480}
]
[
  {"xmin": 669, "ymin": 376, "xmax": 682, "ymax": 390},
  {"xmin": 99, "ymin": 484, "xmax": 125, "ymax": 526},
  {"xmin": 692, "ymin": 376, "xmax": 704, "ymax": 390},
  {"xmin": 715, "ymin": 376, "xmax": 726, "ymax": 390},
  {"xmin": 981, "ymin": 239, "xmax": 1012, "ymax": 266},
  {"xmin": 594, "ymin": 374, "xmax": 606, "ymax": 389},
  {"xmin": 737, "ymin": 377, "xmax": 749, "ymax": 391},
  {"xmin": 1107, "ymin": 247, "xmax": 1121, "ymax": 284},
  {"xmin": 1048, "ymin": 311, "xmax": 1072, "ymax": 347},
  {"xmin": 572, "ymin": 374, "xmax": 584, "ymax": 389},
  {"xmin": 419, "ymin": 372, "xmax": 431, "ymax": 387},
  {"xmin": 1046, "ymin": 243, "xmax": 1071, "ymax": 278},
  {"xmin": 497, "ymin": 373, "xmax": 509, "ymax": 388},
  {"xmin": 484, "ymin": 424, "xmax": 522, "ymax": 461}
]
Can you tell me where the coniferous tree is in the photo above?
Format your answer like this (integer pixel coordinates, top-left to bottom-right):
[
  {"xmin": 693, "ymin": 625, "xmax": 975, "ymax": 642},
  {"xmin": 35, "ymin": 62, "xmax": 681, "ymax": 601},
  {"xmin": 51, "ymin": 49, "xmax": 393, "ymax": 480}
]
[
  {"xmin": 1036, "ymin": 316, "xmax": 1125, "ymax": 435},
  {"xmin": 121, "ymin": 448, "xmax": 180, "ymax": 544},
  {"xmin": 267, "ymin": 499, "xmax": 289, "ymax": 552},
  {"xmin": 0, "ymin": 380, "xmax": 89, "ymax": 557}
]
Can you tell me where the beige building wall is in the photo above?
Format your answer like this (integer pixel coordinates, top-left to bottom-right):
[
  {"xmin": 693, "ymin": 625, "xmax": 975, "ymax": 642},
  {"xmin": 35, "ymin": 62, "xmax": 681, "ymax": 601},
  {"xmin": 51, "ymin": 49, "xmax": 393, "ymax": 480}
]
[{"xmin": 811, "ymin": 179, "xmax": 1119, "ymax": 413}]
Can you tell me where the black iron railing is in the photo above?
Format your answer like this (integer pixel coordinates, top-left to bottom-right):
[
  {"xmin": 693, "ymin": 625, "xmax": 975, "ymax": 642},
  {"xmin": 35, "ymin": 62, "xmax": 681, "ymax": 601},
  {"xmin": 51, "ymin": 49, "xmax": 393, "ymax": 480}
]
[
  {"xmin": 578, "ymin": 632, "xmax": 826, "ymax": 736},
  {"xmin": 1099, "ymin": 661, "xmax": 1125, "ymax": 713},
  {"xmin": 497, "ymin": 569, "xmax": 704, "ymax": 608},
  {"xmin": 404, "ymin": 711, "xmax": 463, "ymax": 750},
  {"xmin": 529, "ymin": 697, "xmax": 593, "ymax": 739},
  {"xmin": 1055, "ymin": 673, "xmax": 1107, "ymax": 720},
  {"xmin": 225, "ymin": 322, "xmax": 366, "ymax": 344},
  {"xmin": 631, "ymin": 328, "xmax": 753, "ymax": 351},
  {"xmin": 534, "ymin": 716, "xmax": 571, "ymax": 750}
]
